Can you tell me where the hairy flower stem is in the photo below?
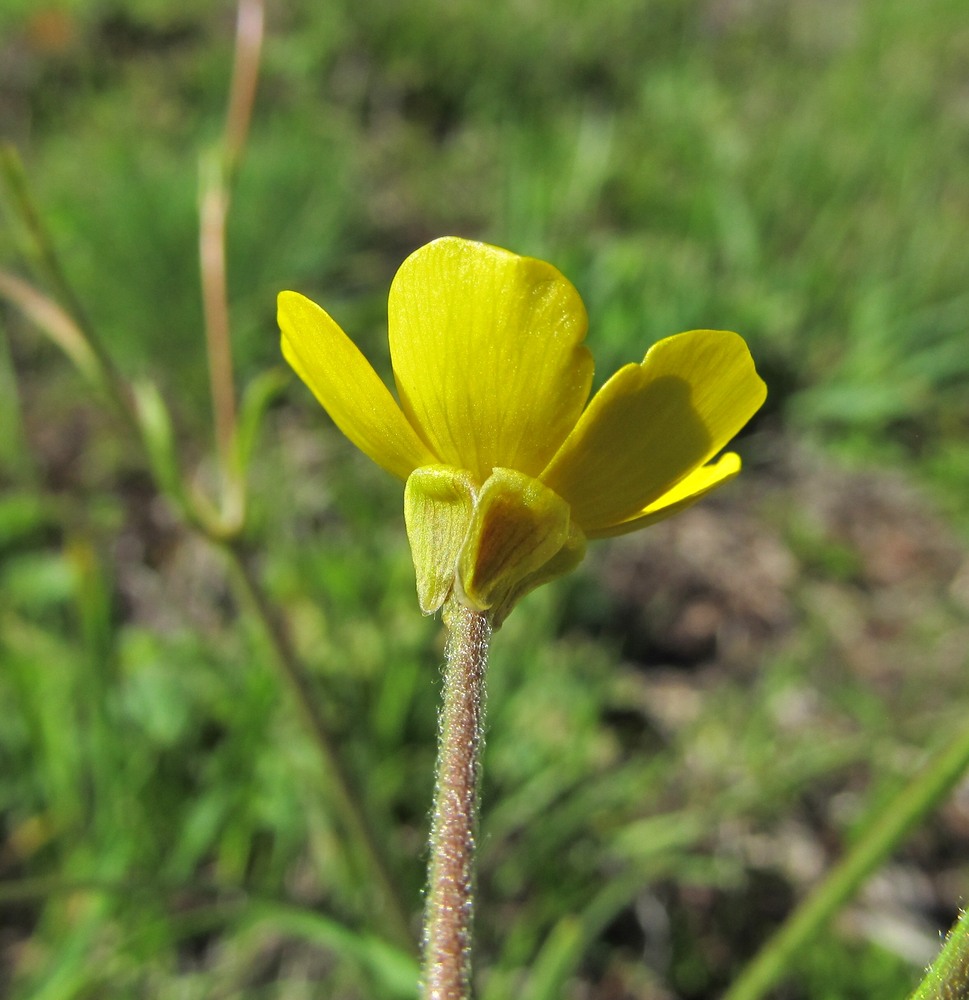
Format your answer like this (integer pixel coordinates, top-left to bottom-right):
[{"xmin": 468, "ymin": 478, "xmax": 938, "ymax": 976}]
[{"xmin": 422, "ymin": 601, "xmax": 492, "ymax": 1000}]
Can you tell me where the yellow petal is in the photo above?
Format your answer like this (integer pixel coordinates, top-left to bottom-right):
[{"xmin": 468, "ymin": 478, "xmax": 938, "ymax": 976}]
[
  {"xmin": 404, "ymin": 466, "xmax": 477, "ymax": 613},
  {"xmin": 586, "ymin": 452, "xmax": 741, "ymax": 539},
  {"xmin": 279, "ymin": 291, "xmax": 437, "ymax": 480},
  {"xmin": 388, "ymin": 237, "xmax": 593, "ymax": 484},
  {"xmin": 541, "ymin": 329, "xmax": 765, "ymax": 533},
  {"xmin": 456, "ymin": 468, "xmax": 575, "ymax": 615}
]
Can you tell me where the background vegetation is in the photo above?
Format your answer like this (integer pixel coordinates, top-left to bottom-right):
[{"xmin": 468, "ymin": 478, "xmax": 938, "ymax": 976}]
[{"xmin": 1, "ymin": 0, "xmax": 968, "ymax": 996}]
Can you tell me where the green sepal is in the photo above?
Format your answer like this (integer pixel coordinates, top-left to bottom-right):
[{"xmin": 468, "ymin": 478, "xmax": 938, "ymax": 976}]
[
  {"xmin": 404, "ymin": 465, "xmax": 476, "ymax": 614},
  {"xmin": 487, "ymin": 521, "xmax": 586, "ymax": 627},
  {"xmin": 405, "ymin": 465, "xmax": 588, "ymax": 624},
  {"xmin": 457, "ymin": 468, "xmax": 574, "ymax": 612}
]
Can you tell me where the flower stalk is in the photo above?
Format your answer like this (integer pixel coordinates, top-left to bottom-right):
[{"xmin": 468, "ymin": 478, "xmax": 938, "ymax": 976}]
[
  {"xmin": 199, "ymin": 154, "xmax": 238, "ymax": 497},
  {"xmin": 423, "ymin": 600, "xmax": 492, "ymax": 999},
  {"xmin": 1, "ymin": 0, "xmax": 417, "ymax": 953},
  {"xmin": 198, "ymin": 0, "xmax": 264, "ymax": 522},
  {"xmin": 280, "ymin": 236, "xmax": 765, "ymax": 990}
]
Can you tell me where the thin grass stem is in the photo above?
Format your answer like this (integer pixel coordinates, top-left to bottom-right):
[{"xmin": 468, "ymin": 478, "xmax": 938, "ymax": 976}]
[
  {"xmin": 0, "ymin": 151, "xmax": 136, "ymax": 428},
  {"xmin": 223, "ymin": 0, "xmax": 265, "ymax": 178},
  {"xmin": 723, "ymin": 718, "xmax": 969, "ymax": 1000},
  {"xmin": 220, "ymin": 540, "xmax": 417, "ymax": 954},
  {"xmin": 198, "ymin": 0, "xmax": 264, "ymax": 512},
  {"xmin": 0, "ymin": 147, "xmax": 103, "ymax": 359},
  {"xmin": 199, "ymin": 161, "xmax": 238, "ymax": 491}
]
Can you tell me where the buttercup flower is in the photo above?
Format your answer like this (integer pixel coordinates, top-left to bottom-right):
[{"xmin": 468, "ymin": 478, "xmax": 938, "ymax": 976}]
[{"xmin": 279, "ymin": 237, "xmax": 766, "ymax": 625}]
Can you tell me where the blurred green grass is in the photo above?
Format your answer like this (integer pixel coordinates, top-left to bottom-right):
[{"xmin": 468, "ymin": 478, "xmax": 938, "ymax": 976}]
[{"xmin": 1, "ymin": 0, "xmax": 969, "ymax": 997}]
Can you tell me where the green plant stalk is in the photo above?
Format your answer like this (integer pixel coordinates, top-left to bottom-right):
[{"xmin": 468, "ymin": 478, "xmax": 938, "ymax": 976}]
[
  {"xmin": 3, "ymin": 114, "xmax": 413, "ymax": 966},
  {"xmin": 0, "ymin": 309, "xmax": 39, "ymax": 485},
  {"xmin": 222, "ymin": 0, "xmax": 264, "ymax": 179},
  {"xmin": 198, "ymin": 0, "xmax": 265, "ymax": 519},
  {"xmin": 0, "ymin": 305, "xmax": 412, "ymax": 946},
  {"xmin": 422, "ymin": 600, "xmax": 492, "ymax": 1000},
  {"xmin": 221, "ymin": 540, "xmax": 416, "ymax": 954},
  {"xmin": 198, "ymin": 158, "xmax": 239, "ymax": 497},
  {"xmin": 1, "ymin": 0, "xmax": 414, "ymax": 962},
  {"xmin": 0, "ymin": 147, "xmax": 127, "ymax": 407},
  {"xmin": 0, "ymin": 875, "xmax": 419, "ymax": 995},
  {"xmin": 723, "ymin": 718, "xmax": 969, "ymax": 1000},
  {"xmin": 909, "ymin": 907, "xmax": 969, "ymax": 1000}
]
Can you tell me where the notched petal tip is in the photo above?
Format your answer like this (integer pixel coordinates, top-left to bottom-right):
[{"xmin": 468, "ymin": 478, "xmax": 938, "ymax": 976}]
[{"xmin": 389, "ymin": 238, "xmax": 594, "ymax": 482}]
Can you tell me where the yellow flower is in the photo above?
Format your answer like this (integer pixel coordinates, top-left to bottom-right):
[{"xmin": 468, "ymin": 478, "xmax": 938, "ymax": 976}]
[{"xmin": 279, "ymin": 237, "xmax": 766, "ymax": 625}]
